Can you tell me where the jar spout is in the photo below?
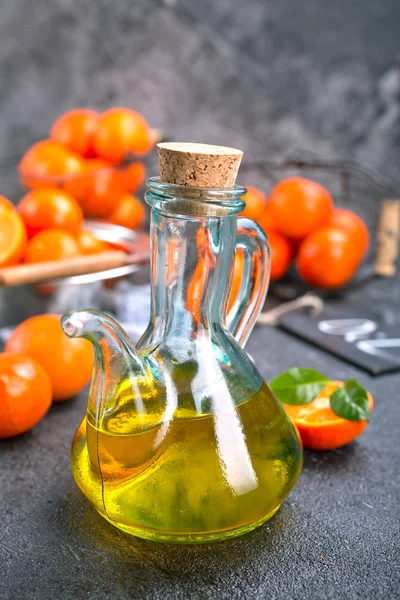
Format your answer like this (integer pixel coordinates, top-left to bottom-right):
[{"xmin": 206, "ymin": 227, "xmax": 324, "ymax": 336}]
[{"xmin": 61, "ymin": 310, "xmax": 151, "ymax": 418}]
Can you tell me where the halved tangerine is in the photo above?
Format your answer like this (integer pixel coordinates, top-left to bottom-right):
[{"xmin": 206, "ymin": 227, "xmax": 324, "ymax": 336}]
[
  {"xmin": 284, "ymin": 381, "xmax": 374, "ymax": 451},
  {"xmin": 0, "ymin": 208, "xmax": 27, "ymax": 266}
]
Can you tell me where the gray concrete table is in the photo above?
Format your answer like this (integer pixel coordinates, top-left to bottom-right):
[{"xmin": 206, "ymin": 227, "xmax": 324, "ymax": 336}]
[{"xmin": 1, "ymin": 279, "xmax": 399, "ymax": 600}]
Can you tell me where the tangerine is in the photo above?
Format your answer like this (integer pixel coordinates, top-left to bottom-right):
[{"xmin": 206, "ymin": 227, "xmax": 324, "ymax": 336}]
[
  {"xmin": 5, "ymin": 314, "xmax": 93, "ymax": 400},
  {"xmin": 81, "ymin": 165, "xmax": 125, "ymax": 218},
  {"xmin": 116, "ymin": 161, "xmax": 146, "ymax": 193},
  {"xmin": 269, "ymin": 177, "xmax": 334, "ymax": 240},
  {"xmin": 93, "ymin": 107, "xmax": 152, "ymax": 163},
  {"xmin": 0, "ymin": 195, "xmax": 15, "ymax": 212},
  {"xmin": 63, "ymin": 158, "xmax": 110, "ymax": 204},
  {"xmin": 257, "ymin": 204, "xmax": 276, "ymax": 232},
  {"xmin": 284, "ymin": 381, "xmax": 373, "ymax": 451},
  {"xmin": 18, "ymin": 188, "xmax": 83, "ymax": 238},
  {"xmin": 186, "ymin": 229, "xmax": 217, "ymax": 322},
  {"xmin": 296, "ymin": 226, "xmax": 362, "ymax": 288},
  {"xmin": 328, "ymin": 208, "xmax": 370, "ymax": 257},
  {"xmin": 0, "ymin": 353, "xmax": 52, "ymax": 438},
  {"xmin": 0, "ymin": 207, "xmax": 27, "ymax": 266},
  {"xmin": 77, "ymin": 229, "xmax": 109, "ymax": 254},
  {"xmin": 24, "ymin": 228, "xmax": 80, "ymax": 264},
  {"xmin": 108, "ymin": 194, "xmax": 145, "ymax": 230},
  {"xmin": 266, "ymin": 230, "xmax": 292, "ymax": 282},
  {"xmin": 19, "ymin": 140, "xmax": 84, "ymax": 189},
  {"xmin": 227, "ymin": 250, "xmax": 245, "ymax": 312},
  {"xmin": 239, "ymin": 185, "xmax": 268, "ymax": 221},
  {"xmin": 50, "ymin": 109, "xmax": 99, "ymax": 157}
]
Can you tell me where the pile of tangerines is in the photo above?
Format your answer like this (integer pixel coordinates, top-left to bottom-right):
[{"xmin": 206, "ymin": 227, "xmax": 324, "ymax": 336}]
[
  {"xmin": 0, "ymin": 107, "xmax": 154, "ymax": 439},
  {"xmin": 0, "ymin": 115, "xmax": 371, "ymax": 442},
  {"xmin": 0, "ymin": 314, "xmax": 93, "ymax": 439},
  {"xmin": 237, "ymin": 177, "xmax": 369, "ymax": 288},
  {"xmin": 0, "ymin": 107, "xmax": 151, "ymax": 270}
]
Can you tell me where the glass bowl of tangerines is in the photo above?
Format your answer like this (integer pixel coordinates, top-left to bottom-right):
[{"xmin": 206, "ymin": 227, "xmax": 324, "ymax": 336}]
[
  {"xmin": 0, "ymin": 107, "xmax": 159, "ymax": 440},
  {"xmin": 0, "ymin": 107, "xmax": 158, "ymax": 313}
]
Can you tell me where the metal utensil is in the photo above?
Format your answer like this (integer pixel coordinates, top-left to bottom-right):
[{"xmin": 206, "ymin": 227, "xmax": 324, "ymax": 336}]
[{"xmin": 0, "ymin": 221, "xmax": 150, "ymax": 287}]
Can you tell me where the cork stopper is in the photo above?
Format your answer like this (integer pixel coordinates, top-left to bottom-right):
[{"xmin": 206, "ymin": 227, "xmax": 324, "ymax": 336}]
[{"xmin": 157, "ymin": 142, "xmax": 243, "ymax": 189}]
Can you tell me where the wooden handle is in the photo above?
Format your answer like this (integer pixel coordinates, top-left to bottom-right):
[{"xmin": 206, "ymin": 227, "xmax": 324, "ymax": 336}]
[
  {"xmin": 0, "ymin": 251, "xmax": 129, "ymax": 287},
  {"xmin": 374, "ymin": 199, "xmax": 400, "ymax": 277}
]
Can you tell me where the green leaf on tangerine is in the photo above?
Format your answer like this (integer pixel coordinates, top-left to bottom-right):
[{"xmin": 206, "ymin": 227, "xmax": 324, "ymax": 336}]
[
  {"xmin": 270, "ymin": 368, "xmax": 330, "ymax": 406},
  {"xmin": 330, "ymin": 379, "xmax": 370, "ymax": 422}
]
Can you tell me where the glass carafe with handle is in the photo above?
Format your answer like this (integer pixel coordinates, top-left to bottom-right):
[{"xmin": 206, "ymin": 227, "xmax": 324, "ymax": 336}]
[{"xmin": 62, "ymin": 143, "xmax": 302, "ymax": 543}]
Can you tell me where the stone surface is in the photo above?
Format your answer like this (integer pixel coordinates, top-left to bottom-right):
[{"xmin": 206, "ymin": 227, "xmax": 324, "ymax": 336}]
[
  {"xmin": 1, "ymin": 278, "xmax": 400, "ymax": 600},
  {"xmin": 0, "ymin": 0, "xmax": 400, "ymax": 598}
]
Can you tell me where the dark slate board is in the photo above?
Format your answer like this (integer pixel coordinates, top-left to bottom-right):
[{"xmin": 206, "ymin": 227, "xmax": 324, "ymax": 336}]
[{"xmin": 279, "ymin": 301, "xmax": 400, "ymax": 375}]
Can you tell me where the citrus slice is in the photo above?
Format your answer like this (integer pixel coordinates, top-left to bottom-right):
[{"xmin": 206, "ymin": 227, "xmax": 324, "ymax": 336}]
[
  {"xmin": 0, "ymin": 207, "xmax": 27, "ymax": 266},
  {"xmin": 0, "ymin": 195, "xmax": 15, "ymax": 212},
  {"xmin": 283, "ymin": 381, "xmax": 374, "ymax": 451}
]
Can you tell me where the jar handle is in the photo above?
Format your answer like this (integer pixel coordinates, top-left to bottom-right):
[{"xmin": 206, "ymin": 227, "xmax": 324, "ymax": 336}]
[{"xmin": 226, "ymin": 218, "xmax": 271, "ymax": 348}]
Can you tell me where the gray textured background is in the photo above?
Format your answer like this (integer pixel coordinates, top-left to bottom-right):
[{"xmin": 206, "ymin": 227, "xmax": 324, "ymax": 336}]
[
  {"xmin": 0, "ymin": 0, "xmax": 399, "ymax": 186},
  {"xmin": 1, "ymin": 2, "xmax": 400, "ymax": 599}
]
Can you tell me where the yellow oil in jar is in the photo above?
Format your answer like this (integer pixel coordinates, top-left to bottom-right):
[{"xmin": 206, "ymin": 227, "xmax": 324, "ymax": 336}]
[{"xmin": 71, "ymin": 377, "xmax": 302, "ymax": 543}]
